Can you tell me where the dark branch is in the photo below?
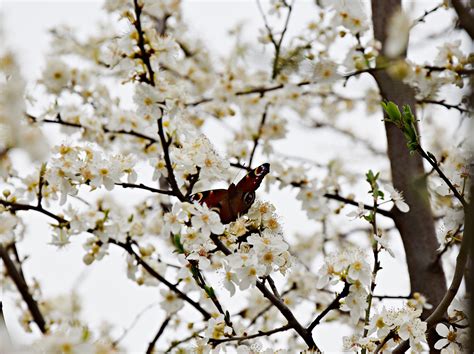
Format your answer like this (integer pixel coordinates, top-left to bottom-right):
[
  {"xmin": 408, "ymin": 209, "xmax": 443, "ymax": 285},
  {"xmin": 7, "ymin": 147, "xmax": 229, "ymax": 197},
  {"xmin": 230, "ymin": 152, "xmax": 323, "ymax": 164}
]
[
  {"xmin": 0, "ymin": 200, "xmax": 68, "ymax": 225},
  {"xmin": 146, "ymin": 315, "xmax": 172, "ymax": 354},
  {"xmin": 0, "ymin": 245, "xmax": 47, "ymax": 334},
  {"xmin": 115, "ymin": 182, "xmax": 175, "ymax": 196},
  {"xmin": 132, "ymin": 0, "xmax": 155, "ymax": 85},
  {"xmin": 208, "ymin": 324, "xmax": 291, "ymax": 346},
  {"xmin": 418, "ymin": 99, "xmax": 473, "ymax": 114},
  {"xmin": 109, "ymin": 239, "xmax": 210, "ymax": 320},
  {"xmin": 307, "ymin": 282, "xmax": 350, "ymax": 332}
]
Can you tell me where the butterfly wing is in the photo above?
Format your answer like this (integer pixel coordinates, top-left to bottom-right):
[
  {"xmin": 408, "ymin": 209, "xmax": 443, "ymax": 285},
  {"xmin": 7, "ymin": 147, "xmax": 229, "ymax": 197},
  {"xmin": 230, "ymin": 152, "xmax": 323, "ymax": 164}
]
[
  {"xmin": 190, "ymin": 189, "xmax": 228, "ymax": 210},
  {"xmin": 190, "ymin": 163, "xmax": 270, "ymax": 224},
  {"xmin": 189, "ymin": 189, "xmax": 235, "ymax": 223},
  {"xmin": 228, "ymin": 163, "xmax": 271, "ymax": 219},
  {"xmin": 235, "ymin": 163, "xmax": 270, "ymax": 193}
]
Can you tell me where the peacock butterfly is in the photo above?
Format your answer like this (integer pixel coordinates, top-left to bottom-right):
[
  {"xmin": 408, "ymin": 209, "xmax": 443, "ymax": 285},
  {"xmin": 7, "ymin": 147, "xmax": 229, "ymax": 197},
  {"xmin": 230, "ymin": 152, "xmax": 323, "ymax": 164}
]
[{"xmin": 189, "ymin": 163, "xmax": 270, "ymax": 224}]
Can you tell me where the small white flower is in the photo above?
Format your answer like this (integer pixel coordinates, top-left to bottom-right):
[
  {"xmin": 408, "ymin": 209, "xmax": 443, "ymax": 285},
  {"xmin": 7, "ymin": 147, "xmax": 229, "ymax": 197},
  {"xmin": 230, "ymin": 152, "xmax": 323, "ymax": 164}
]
[
  {"xmin": 41, "ymin": 58, "xmax": 71, "ymax": 94},
  {"xmin": 205, "ymin": 314, "xmax": 232, "ymax": 339},
  {"xmin": 160, "ymin": 289, "xmax": 184, "ymax": 315},
  {"xmin": 133, "ymin": 84, "xmax": 164, "ymax": 119},
  {"xmin": 346, "ymin": 202, "xmax": 366, "ymax": 220},
  {"xmin": 348, "ymin": 259, "xmax": 371, "ymax": 286},
  {"xmin": 50, "ymin": 227, "xmax": 72, "ymax": 247},
  {"xmin": 164, "ymin": 203, "xmax": 189, "ymax": 234},
  {"xmin": 222, "ymin": 265, "xmax": 238, "ymax": 296},
  {"xmin": 435, "ymin": 323, "xmax": 460, "ymax": 351},
  {"xmin": 190, "ymin": 203, "xmax": 225, "ymax": 237},
  {"xmin": 312, "ymin": 58, "xmax": 340, "ymax": 83},
  {"xmin": 385, "ymin": 184, "xmax": 410, "ymax": 212}
]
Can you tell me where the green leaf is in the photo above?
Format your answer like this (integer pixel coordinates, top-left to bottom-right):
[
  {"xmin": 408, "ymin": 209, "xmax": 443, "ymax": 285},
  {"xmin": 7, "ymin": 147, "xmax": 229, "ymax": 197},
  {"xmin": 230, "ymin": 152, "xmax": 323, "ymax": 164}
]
[
  {"xmin": 173, "ymin": 234, "xmax": 185, "ymax": 254},
  {"xmin": 381, "ymin": 101, "xmax": 401, "ymax": 124},
  {"xmin": 204, "ymin": 285, "xmax": 215, "ymax": 298}
]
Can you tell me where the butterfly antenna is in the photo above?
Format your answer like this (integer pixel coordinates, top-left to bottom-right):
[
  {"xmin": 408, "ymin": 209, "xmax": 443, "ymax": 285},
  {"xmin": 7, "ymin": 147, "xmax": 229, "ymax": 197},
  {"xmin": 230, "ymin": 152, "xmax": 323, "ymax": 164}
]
[{"xmin": 231, "ymin": 162, "xmax": 246, "ymax": 183}]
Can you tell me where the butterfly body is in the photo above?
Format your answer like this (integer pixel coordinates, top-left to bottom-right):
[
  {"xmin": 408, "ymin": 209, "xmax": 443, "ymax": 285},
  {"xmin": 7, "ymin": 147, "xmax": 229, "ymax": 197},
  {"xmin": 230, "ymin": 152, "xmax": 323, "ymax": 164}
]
[{"xmin": 190, "ymin": 163, "xmax": 270, "ymax": 224}]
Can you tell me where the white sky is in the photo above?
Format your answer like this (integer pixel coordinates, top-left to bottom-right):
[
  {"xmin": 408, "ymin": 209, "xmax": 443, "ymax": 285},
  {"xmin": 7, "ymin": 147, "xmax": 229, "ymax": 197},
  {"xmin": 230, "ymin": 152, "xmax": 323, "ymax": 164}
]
[{"xmin": 0, "ymin": 0, "xmax": 469, "ymax": 352}]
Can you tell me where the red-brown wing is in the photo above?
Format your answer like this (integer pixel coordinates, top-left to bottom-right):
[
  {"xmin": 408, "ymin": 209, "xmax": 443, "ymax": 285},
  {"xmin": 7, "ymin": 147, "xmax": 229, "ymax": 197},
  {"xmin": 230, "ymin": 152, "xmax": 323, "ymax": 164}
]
[
  {"xmin": 190, "ymin": 189, "xmax": 228, "ymax": 210},
  {"xmin": 190, "ymin": 189, "xmax": 237, "ymax": 224},
  {"xmin": 235, "ymin": 163, "xmax": 270, "ymax": 193},
  {"xmin": 189, "ymin": 163, "xmax": 270, "ymax": 224}
]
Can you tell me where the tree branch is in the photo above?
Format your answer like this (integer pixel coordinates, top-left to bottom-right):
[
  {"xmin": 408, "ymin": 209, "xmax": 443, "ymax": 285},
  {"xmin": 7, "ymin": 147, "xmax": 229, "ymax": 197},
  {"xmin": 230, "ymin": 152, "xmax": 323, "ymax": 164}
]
[
  {"xmin": 0, "ymin": 200, "xmax": 68, "ymax": 225},
  {"xmin": 132, "ymin": 0, "xmax": 155, "ymax": 85},
  {"xmin": 209, "ymin": 234, "xmax": 319, "ymax": 350},
  {"xmin": 0, "ymin": 245, "xmax": 47, "ymax": 334},
  {"xmin": 109, "ymin": 239, "xmax": 210, "ymax": 320},
  {"xmin": 392, "ymin": 168, "xmax": 472, "ymax": 353},
  {"xmin": 418, "ymin": 99, "xmax": 473, "ymax": 114},
  {"xmin": 451, "ymin": 0, "xmax": 474, "ymax": 39},
  {"xmin": 146, "ymin": 315, "xmax": 172, "ymax": 354},
  {"xmin": 307, "ymin": 282, "xmax": 350, "ymax": 332},
  {"xmin": 157, "ymin": 116, "xmax": 186, "ymax": 202},
  {"xmin": 115, "ymin": 182, "xmax": 175, "ymax": 196},
  {"xmin": 208, "ymin": 323, "xmax": 291, "ymax": 346}
]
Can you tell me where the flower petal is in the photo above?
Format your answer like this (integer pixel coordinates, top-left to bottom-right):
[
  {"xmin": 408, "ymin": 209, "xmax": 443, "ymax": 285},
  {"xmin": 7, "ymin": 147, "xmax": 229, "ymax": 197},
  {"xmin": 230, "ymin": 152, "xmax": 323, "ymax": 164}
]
[{"xmin": 436, "ymin": 323, "xmax": 449, "ymax": 337}]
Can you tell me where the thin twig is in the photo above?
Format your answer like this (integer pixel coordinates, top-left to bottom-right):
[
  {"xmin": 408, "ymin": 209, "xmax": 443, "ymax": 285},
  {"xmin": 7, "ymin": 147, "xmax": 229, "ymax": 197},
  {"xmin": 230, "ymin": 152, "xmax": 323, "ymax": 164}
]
[
  {"xmin": 0, "ymin": 200, "xmax": 68, "ymax": 225},
  {"xmin": 115, "ymin": 182, "xmax": 175, "ymax": 196},
  {"xmin": 164, "ymin": 328, "xmax": 205, "ymax": 353},
  {"xmin": 361, "ymin": 187, "xmax": 382, "ymax": 353},
  {"xmin": 109, "ymin": 239, "xmax": 211, "ymax": 320},
  {"xmin": 208, "ymin": 323, "xmax": 291, "ymax": 346},
  {"xmin": 157, "ymin": 116, "xmax": 186, "ymax": 201},
  {"xmin": 247, "ymin": 284, "xmax": 296, "ymax": 326},
  {"xmin": 132, "ymin": 0, "xmax": 155, "ymax": 85},
  {"xmin": 410, "ymin": 3, "xmax": 445, "ymax": 28},
  {"xmin": 248, "ymin": 104, "xmax": 269, "ymax": 168},
  {"xmin": 113, "ymin": 301, "xmax": 159, "ymax": 347},
  {"xmin": 418, "ymin": 99, "xmax": 473, "ymax": 114},
  {"xmin": 311, "ymin": 120, "xmax": 385, "ymax": 156},
  {"xmin": 188, "ymin": 261, "xmax": 234, "ymax": 330},
  {"xmin": 146, "ymin": 315, "xmax": 172, "ymax": 354},
  {"xmin": 417, "ymin": 147, "xmax": 467, "ymax": 208},
  {"xmin": 307, "ymin": 282, "xmax": 350, "ymax": 332},
  {"xmin": 27, "ymin": 114, "xmax": 158, "ymax": 144},
  {"xmin": 323, "ymin": 193, "xmax": 393, "ymax": 219}
]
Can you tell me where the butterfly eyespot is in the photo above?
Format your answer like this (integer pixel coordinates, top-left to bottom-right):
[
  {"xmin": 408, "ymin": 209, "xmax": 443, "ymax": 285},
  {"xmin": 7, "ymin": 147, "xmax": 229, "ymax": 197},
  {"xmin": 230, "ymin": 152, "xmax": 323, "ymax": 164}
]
[
  {"xmin": 254, "ymin": 163, "xmax": 270, "ymax": 177},
  {"xmin": 243, "ymin": 191, "xmax": 255, "ymax": 206},
  {"xmin": 191, "ymin": 193, "xmax": 203, "ymax": 202}
]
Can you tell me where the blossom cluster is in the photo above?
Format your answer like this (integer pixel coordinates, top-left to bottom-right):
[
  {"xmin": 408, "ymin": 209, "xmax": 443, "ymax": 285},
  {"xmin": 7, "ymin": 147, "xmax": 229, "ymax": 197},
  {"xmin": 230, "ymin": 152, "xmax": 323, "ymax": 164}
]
[
  {"xmin": 48, "ymin": 143, "xmax": 137, "ymax": 198},
  {"xmin": 162, "ymin": 200, "xmax": 291, "ymax": 299},
  {"xmin": 344, "ymin": 307, "xmax": 427, "ymax": 352},
  {"xmin": 317, "ymin": 248, "xmax": 371, "ymax": 323}
]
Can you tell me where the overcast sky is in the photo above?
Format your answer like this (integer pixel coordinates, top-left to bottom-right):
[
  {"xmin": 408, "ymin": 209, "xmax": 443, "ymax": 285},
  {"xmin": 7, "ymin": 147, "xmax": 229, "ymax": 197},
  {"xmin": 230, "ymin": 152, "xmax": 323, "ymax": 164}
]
[{"xmin": 0, "ymin": 1, "xmax": 469, "ymax": 352}]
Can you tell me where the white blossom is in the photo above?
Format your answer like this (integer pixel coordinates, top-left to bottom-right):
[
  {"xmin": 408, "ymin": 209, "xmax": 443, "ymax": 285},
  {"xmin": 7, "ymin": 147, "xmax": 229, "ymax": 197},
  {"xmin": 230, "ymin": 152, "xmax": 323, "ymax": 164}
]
[
  {"xmin": 385, "ymin": 184, "xmax": 410, "ymax": 212},
  {"xmin": 190, "ymin": 203, "xmax": 225, "ymax": 237},
  {"xmin": 160, "ymin": 289, "xmax": 184, "ymax": 315}
]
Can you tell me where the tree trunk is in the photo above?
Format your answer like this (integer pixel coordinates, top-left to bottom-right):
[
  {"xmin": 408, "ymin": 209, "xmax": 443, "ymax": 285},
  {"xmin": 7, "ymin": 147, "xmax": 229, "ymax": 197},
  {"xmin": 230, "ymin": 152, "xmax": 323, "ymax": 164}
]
[{"xmin": 370, "ymin": 0, "xmax": 447, "ymax": 316}]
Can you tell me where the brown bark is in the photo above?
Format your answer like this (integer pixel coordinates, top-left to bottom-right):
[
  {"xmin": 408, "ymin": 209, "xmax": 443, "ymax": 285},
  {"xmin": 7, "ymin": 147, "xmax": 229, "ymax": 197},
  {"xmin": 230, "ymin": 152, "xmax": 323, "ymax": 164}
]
[{"xmin": 370, "ymin": 0, "xmax": 447, "ymax": 316}]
